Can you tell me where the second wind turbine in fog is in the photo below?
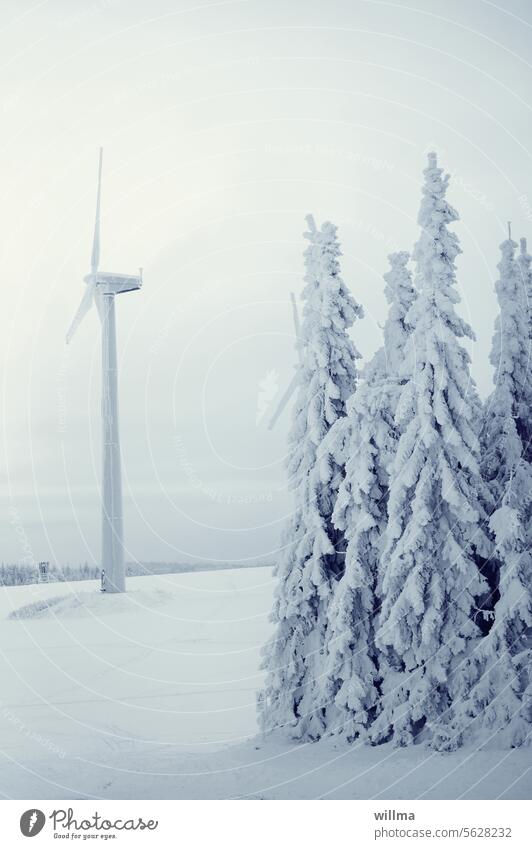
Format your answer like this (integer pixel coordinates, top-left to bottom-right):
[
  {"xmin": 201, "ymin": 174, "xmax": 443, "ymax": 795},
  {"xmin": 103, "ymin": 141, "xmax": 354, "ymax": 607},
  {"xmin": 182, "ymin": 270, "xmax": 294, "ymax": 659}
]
[{"xmin": 66, "ymin": 149, "xmax": 143, "ymax": 593}]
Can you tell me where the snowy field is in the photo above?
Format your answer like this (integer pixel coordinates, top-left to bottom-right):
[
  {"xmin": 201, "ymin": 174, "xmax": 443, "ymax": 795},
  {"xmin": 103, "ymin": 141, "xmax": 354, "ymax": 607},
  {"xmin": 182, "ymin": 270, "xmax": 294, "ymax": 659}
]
[{"xmin": 0, "ymin": 568, "xmax": 529, "ymax": 800}]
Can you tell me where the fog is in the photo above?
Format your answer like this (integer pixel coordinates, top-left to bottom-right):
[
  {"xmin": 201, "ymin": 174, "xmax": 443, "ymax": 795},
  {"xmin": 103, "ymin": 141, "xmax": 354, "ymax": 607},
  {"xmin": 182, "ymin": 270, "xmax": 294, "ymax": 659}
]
[{"xmin": 1, "ymin": 0, "xmax": 531, "ymax": 565}]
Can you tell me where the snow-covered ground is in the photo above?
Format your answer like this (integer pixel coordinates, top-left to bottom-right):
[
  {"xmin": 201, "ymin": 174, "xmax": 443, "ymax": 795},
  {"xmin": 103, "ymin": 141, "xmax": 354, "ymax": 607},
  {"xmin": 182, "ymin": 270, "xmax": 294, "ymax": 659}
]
[{"xmin": 0, "ymin": 569, "xmax": 529, "ymax": 800}]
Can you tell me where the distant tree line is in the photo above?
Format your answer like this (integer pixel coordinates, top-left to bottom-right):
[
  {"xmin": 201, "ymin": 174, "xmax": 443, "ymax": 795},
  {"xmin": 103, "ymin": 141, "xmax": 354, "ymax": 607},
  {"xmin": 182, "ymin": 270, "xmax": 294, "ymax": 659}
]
[{"xmin": 0, "ymin": 560, "xmax": 265, "ymax": 587}]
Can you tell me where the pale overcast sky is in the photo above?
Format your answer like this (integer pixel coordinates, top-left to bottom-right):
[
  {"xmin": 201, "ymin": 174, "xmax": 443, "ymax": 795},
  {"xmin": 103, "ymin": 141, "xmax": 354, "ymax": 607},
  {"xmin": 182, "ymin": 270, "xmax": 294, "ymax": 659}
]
[{"xmin": 1, "ymin": 0, "xmax": 531, "ymax": 566}]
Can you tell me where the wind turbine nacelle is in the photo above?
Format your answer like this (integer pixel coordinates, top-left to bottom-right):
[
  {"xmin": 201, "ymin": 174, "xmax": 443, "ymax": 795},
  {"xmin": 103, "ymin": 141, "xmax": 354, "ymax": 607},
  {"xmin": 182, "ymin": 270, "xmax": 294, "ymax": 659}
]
[{"xmin": 84, "ymin": 271, "xmax": 142, "ymax": 295}]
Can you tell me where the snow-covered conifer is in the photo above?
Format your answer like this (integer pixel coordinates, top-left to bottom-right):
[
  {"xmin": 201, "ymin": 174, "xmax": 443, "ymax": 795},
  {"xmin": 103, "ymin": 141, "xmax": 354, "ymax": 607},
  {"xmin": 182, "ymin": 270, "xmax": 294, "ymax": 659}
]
[
  {"xmin": 516, "ymin": 236, "xmax": 532, "ymax": 460},
  {"xmin": 258, "ymin": 215, "xmax": 363, "ymax": 740},
  {"xmin": 318, "ymin": 252, "xmax": 416, "ymax": 740},
  {"xmin": 468, "ymin": 481, "xmax": 532, "ymax": 747},
  {"xmin": 365, "ymin": 251, "xmax": 416, "ymax": 388},
  {"xmin": 517, "ymin": 235, "xmax": 532, "ymax": 304},
  {"xmin": 374, "ymin": 153, "xmax": 490, "ymax": 750},
  {"xmin": 468, "ymin": 236, "xmax": 532, "ymax": 746},
  {"xmin": 517, "ymin": 235, "xmax": 532, "ymax": 324},
  {"xmin": 483, "ymin": 237, "xmax": 532, "ymax": 490},
  {"xmin": 478, "ymin": 237, "xmax": 530, "ymax": 626}
]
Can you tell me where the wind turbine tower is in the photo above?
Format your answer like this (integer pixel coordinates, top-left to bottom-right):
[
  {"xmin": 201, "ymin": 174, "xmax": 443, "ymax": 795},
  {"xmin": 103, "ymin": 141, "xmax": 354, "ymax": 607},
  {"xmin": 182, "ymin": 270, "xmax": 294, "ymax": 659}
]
[{"xmin": 66, "ymin": 149, "xmax": 142, "ymax": 593}]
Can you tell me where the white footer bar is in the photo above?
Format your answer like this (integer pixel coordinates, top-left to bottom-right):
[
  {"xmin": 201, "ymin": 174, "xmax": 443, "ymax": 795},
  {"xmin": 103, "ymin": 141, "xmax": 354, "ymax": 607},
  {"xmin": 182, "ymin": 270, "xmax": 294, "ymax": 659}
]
[{"xmin": 1, "ymin": 799, "xmax": 529, "ymax": 848}]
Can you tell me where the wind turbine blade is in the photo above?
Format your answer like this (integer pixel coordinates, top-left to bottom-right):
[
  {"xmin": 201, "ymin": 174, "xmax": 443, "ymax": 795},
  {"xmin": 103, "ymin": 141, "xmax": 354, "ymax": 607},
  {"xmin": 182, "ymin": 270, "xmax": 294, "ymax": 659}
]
[
  {"xmin": 290, "ymin": 292, "xmax": 300, "ymax": 337},
  {"xmin": 66, "ymin": 284, "xmax": 95, "ymax": 343},
  {"xmin": 91, "ymin": 147, "xmax": 103, "ymax": 273},
  {"xmin": 290, "ymin": 292, "xmax": 302, "ymax": 363},
  {"xmin": 268, "ymin": 371, "xmax": 299, "ymax": 431}
]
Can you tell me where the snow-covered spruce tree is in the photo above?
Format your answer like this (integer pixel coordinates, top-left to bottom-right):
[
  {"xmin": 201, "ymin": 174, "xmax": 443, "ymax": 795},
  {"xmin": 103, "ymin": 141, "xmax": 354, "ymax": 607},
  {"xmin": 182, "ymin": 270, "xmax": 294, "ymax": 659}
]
[
  {"xmin": 517, "ymin": 235, "xmax": 532, "ymax": 314},
  {"xmin": 365, "ymin": 251, "xmax": 417, "ymax": 389},
  {"xmin": 516, "ymin": 236, "xmax": 532, "ymax": 461},
  {"xmin": 478, "ymin": 237, "xmax": 531, "ymax": 628},
  {"xmin": 517, "ymin": 235, "xmax": 532, "ymax": 323},
  {"xmin": 373, "ymin": 152, "xmax": 490, "ymax": 750},
  {"xmin": 318, "ymin": 252, "xmax": 416, "ymax": 740},
  {"xmin": 481, "ymin": 237, "xmax": 530, "ymax": 502},
  {"xmin": 469, "ymin": 477, "xmax": 532, "ymax": 746},
  {"xmin": 467, "ymin": 236, "xmax": 532, "ymax": 746},
  {"xmin": 258, "ymin": 215, "xmax": 363, "ymax": 740}
]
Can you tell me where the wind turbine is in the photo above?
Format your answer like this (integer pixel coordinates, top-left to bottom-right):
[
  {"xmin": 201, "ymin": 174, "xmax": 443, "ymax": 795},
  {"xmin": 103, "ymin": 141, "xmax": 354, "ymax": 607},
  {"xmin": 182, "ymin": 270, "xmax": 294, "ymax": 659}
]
[
  {"xmin": 66, "ymin": 149, "xmax": 142, "ymax": 593},
  {"xmin": 268, "ymin": 292, "xmax": 302, "ymax": 430}
]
